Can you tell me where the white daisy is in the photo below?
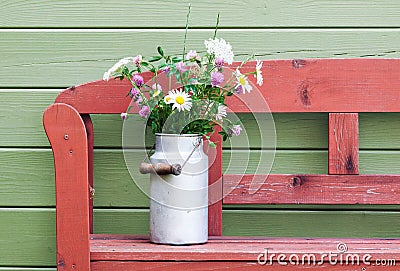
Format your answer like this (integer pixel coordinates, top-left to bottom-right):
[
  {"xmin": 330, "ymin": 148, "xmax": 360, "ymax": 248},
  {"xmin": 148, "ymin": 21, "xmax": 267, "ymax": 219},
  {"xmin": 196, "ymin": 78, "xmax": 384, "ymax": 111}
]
[
  {"xmin": 204, "ymin": 38, "xmax": 234, "ymax": 65},
  {"xmin": 103, "ymin": 57, "xmax": 132, "ymax": 81},
  {"xmin": 255, "ymin": 60, "xmax": 263, "ymax": 86},
  {"xmin": 216, "ymin": 104, "xmax": 227, "ymax": 121},
  {"xmin": 152, "ymin": 83, "xmax": 162, "ymax": 97},
  {"xmin": 235, "ymin": 70, "xmax": 252, "ymax": 93},
  {"xmin": 165, "ymin": 89, "xmax": 192, "ymax": 112}
]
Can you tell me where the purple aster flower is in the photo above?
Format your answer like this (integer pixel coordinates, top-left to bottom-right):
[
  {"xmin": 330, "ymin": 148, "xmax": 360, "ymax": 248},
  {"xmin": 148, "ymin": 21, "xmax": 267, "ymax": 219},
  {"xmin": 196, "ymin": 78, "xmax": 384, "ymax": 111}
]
[
  {"xmin": 176, "ymin": 61, "xmax": 189, "ymax": 72},
  {"xmin": 132, "ymin": 74, "xmax": 144, "ymax": 87},
  {"xmin": 234, "ymin": 85, "xmax": 243, "ymax": 94},
  {"xmin": 215, "ymin": 57, "xmax": 224, "ymax": 68},
  {"xmin": 138, "ymin": 105, "xmax": 150, "ymax": 118},
  {"xmin": 211, "ymin": 71, "xmax": 224, "ymax": 87},
  {"xmin": 230, "ymin": 125, "xmax": 242, "ymax": 136},
  {"xmin": 120, "ymin": 112, "xmax": 128, "ymax": 120},
  {"xmin": 130, "ymin": 87, "xmax": 139, "ymax": 97}
]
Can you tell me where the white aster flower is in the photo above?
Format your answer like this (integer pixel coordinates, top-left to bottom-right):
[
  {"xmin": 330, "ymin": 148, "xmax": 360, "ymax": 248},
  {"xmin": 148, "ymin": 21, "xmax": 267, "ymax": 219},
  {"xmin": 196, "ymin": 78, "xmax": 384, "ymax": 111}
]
[
  {"xmin": 255, "ymin": 60, "xmax": 263, "ymax": 86},
  {"xmin": 204, "ymin": 38, "xmax": 234, "ymax": 65},
  {"xmin": 152, "ymin": 83, "xmax": 162, "ymax": 97},
  {"xmin": 103, "ymin": 57, "xmax": 132, "ymax": 81},
  {"xmin": 166, "ymin": 89, "xmax": 192, "ymax": 112},
  {"xmin": 235, "ymin": 70, "xmax": 252, "ymax": 93},
  {"xmin": 216, "ymin": 104, "xmax": 227, "ymax": 121}
]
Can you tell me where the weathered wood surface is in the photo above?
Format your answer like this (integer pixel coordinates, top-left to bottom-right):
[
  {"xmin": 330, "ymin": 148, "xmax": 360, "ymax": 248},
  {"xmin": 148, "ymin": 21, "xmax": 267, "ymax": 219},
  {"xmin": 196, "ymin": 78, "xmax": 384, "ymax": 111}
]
[
  {"xmin": 3, "ymin": 208, "xmax": 400, "ymax": 266},
  {"xmin": 2, "ymin": 149, "xmax": 400, "ymax": 207},
  {"xmin": 43, "ymin": 104, "xmax": 90, "ymax": 271},
  {"xmin": 55, "ymin": 59, "xmax": 400, "ymax": 113},
  {"xmin": 91, "ymin": 261, "xmax": 398, "ymax": 271},
  {"xmin": 329, "ymin": 113, "xmax": 359, "ymax": 174},
  {"xmin": 2, "ymin": 0, "xmax": 400, "ymax": 28},
  {"xmin": 223, "ymin": 174, "xmax": 400, "ymax": 204},
  {"xmin": 90, "ymin": 234, "xmax": 400, "ymax": 261},
  {"xmin": 2, "ymin": 91, "xmax": 400, "ymax": 149},
  {"xmin": 2, "ymin": 31, "xmax": 400, "ymax": 87}
]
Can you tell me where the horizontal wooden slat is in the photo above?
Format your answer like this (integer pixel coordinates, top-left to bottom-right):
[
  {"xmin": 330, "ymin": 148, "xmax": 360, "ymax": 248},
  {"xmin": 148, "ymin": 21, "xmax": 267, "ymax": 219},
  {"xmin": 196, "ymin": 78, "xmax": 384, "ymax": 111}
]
[
  {"xmin": 2, "ymin": 0, "xmax": 400, "ymax": 28},
  {"xmin": 54, "ymin": 59, "xmax": 400, "ymax": 113},
  {"xmin": 223, "ymin": 174, "xmax": 400, "ymax": 204},
  {"xmin": 2, "ymin": 208, "xmax": 400, "ymax": 266},
  {"xmin": 91, "ymin": 260, "xmax": 398, "ymax": 271},
  {"xmin": 1, "ymin": 149, "xmax": 400, "ymax": 207},
  {"xmin": 90, "ymin": 234, "xmax": 400, "ymax": 261},
  {"xmin": 2, "ymin": 31, "xmax": 400, "ymax": 87},
  {"xmin": 1, "ymin": 90, "xmax": 399, "ymax": 149}
]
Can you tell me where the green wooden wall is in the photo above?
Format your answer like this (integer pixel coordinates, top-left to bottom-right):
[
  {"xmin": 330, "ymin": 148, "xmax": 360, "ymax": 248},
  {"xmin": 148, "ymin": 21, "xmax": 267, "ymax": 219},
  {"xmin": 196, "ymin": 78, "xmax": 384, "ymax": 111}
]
[{"xmin": 1, "ymin": 1, "xmax": 400, "ymax": 269}]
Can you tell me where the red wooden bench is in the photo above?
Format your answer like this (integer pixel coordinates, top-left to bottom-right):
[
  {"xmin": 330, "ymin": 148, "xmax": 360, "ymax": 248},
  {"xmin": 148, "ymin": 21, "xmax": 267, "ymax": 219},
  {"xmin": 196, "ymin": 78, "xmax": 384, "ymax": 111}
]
[{"xmin": 43, "ymin": 59, "xmax": 400, "ymax": 270}]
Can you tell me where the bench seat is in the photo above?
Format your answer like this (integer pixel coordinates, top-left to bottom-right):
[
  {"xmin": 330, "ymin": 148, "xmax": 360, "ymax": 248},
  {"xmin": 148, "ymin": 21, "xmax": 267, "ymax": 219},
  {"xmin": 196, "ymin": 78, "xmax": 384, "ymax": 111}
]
[{"xmin": 90, "ymin": 235, "xmax": 400, "ymax": 270}]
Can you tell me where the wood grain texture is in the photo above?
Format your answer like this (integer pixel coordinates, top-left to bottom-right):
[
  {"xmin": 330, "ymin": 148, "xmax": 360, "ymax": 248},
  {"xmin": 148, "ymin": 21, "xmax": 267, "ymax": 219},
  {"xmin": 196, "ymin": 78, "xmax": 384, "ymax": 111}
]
[
  {"xmin": 329, "ymin": 113, "xmax": 359, "ymax": 174},
  {"xmin": 82, "ymin": 114, "xmax": 94, "ymax": 233},
  {"xmin": 90, "ymin": 234, "xmax": 400, "ymax": 262},
  {"xmin": 207, "ymin": 126, "xmax": 223, "ymax": 236},
  {"xmin": 1, "ymin": 90, "xmax": 399, "ymax": 149},
  {"xmin": 91, "ymin": 261, "xmax": 398, "ymax": 271},
  {"xmin": 54, "ymin": 59, "xmax": 400, "ymax": 114},
  {"xmin": 2, "ymin": 149, "xmax": 400, "ymax": 207},
  {"xmin": 223, "ymin": 174, "xmax": 400, "ymax": 204},
  {"xmin": 1, "ymin": 0, "xmax": 400, "ymax": 28},
  {"xmin": 43, "ymin": 104, "xmax": 90, "ymax": 271},
  {"xmin": 2, "ymin": 208, "xmax": 400, "ymax": 266},
  {"xmin": 2, "ymin": 31, "xmax": 400, "ymax": 87}
]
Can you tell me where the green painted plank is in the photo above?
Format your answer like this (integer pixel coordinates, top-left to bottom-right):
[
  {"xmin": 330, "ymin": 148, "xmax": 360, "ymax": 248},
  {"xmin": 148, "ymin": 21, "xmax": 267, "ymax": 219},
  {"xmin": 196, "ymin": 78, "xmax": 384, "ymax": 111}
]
[
  {"xmin": 1, "ymin": 0, "xmax": 400, "ymax": 28},
  {"xmin": 222, "ymin": 210, "xmax": 400, "ymax": 238},
  {"xmin": 0, "ymin": 90, "xmax": 58, "ymax": 147},
  {"xmin": 1, "ymin": 149, "xmax": 400, "ymax": 207},
  {"xmin": 1, "ymin": 208, "xmax": 399, "ymax": 266},
  {"xmin": 0, "ymin": 208, "xmax": 55, "ymax": 266},
  {"xmin": 2, "ymin": 30, "xmax": 400, "ymax": 87}
]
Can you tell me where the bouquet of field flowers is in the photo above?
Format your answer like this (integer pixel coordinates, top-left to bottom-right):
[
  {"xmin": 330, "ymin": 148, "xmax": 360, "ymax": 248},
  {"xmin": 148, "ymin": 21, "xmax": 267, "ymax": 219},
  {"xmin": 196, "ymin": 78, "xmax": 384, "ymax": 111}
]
[{"xmin": 103, "ymin": 13, "xmax": 263, "ymax": 145}]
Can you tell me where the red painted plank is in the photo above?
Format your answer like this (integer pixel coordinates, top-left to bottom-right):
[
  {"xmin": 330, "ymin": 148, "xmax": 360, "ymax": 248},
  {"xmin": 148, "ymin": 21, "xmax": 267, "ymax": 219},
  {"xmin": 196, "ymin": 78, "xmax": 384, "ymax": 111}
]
[
  {"xmin": 91, "ymin": 261, "xmax": 398, "ymax": 271},
  {"xmin": 82, "ymin": 114, "xmax": 94, "ymax": 233},
  {"xmin": 206, "ymin": 126, "xmax": 223, "ymax": 236},
  {"xmin": 223, "ymin": 174, "xmax": 400, "ymax": 204},
  {"xmin": 329, "ymin": 113, "xmax": 359, "ymax": 175},
  {"xmin": 43, "ymin": 103, "xmax": 90, "ymax": 271},
  {"xmin": 90, "ymin": 235, "xmax": 400, "ymax": 262},
  {"xmin": 55, "ymin": 59, "xmax": 400, "ymax": 114}
]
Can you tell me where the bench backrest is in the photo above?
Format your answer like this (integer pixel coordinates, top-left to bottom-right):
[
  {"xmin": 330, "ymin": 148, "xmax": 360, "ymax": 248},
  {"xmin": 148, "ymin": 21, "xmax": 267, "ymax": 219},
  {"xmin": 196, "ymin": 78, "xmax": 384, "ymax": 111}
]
[{"xmin": 44, "ymin": 58, "xmax": 400, "ymax": 241}]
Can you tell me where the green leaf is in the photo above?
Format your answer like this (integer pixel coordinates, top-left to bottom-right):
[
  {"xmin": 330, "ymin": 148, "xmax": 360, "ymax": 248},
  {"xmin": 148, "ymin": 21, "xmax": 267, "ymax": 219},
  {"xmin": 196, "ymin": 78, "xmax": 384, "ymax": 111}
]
[
  {"xmin": 209, "ymin": 142, "xmax": 217, "ymax": 148},
  {"xmin": 148, "ymin": 56, "xmax": 163, "ymax": 62},
  {"xmin": 157, "ymin": 46, "xmax": 164, "ymax": 56},
  {"xmin": 172, "ymin": 56, "xmax": 183, "ymax": 63}
]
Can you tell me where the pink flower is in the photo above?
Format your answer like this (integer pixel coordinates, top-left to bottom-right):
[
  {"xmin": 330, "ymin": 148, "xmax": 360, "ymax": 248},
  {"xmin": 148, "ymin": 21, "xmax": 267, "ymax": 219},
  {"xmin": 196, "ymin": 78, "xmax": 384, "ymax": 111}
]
[
  {"xmin": 230, "ymin": 125, "xmax": 242, "ymax": 136},
  {"xmin": 120, "ymin": 113, "xmax": 128, "ymax": 120},
  {"xmin": 132, "ymin": 74, "xmax": 144, "ymax": 87},
  {"xmin": 211, "ymin": 72, "xmax": 224, "ymax": 87},
  {"xmin": 130, "ymin": 87, "xmax": 139, "ymax": 97},
  {"xmin": 139, "ymin": 105, "xmax": 150, "ymax": 118},
  {"xmin": 133, "ymin": 55, "xmax": 142, "ymax": 67},
  {"xmin": 215, "ymin": 57, "xmax": 224, "ymax": 68},
  {"xmin": 176, "ymin": 61, "xmax": 189, "ymax": 72},
  {"xmin": 186, "ymin": 50, "xmax": 199, "ymax": 60}
]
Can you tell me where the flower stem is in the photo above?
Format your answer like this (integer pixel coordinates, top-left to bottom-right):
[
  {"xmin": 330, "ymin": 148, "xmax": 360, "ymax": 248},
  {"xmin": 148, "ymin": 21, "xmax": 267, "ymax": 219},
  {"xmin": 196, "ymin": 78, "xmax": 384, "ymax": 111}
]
[
  {"xmin": 182, "ymin": 3, "xmax": 191, "ymax": 59},
  {"xmin": 213, "ymin": 13, "xmax": 220, "ymax": 39}
]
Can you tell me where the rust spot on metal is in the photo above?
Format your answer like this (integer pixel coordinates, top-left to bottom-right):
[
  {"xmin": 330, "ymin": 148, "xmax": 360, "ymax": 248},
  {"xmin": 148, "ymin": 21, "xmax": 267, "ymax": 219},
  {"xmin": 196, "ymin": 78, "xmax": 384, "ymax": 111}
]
[
  {"xmin": 290, "ymin": 176, "xmax": 303, "ymax": 187},
  {"xmin": 298, "ymin": 81, "xmax": 311, "ymax": 106},
  {"xmin": 292, "ymin": 59, "xmax": 306, "ymax": 69},
  {"xmin": 345, "ymin": 154, "xmax": 355, "ymax": 172}
]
